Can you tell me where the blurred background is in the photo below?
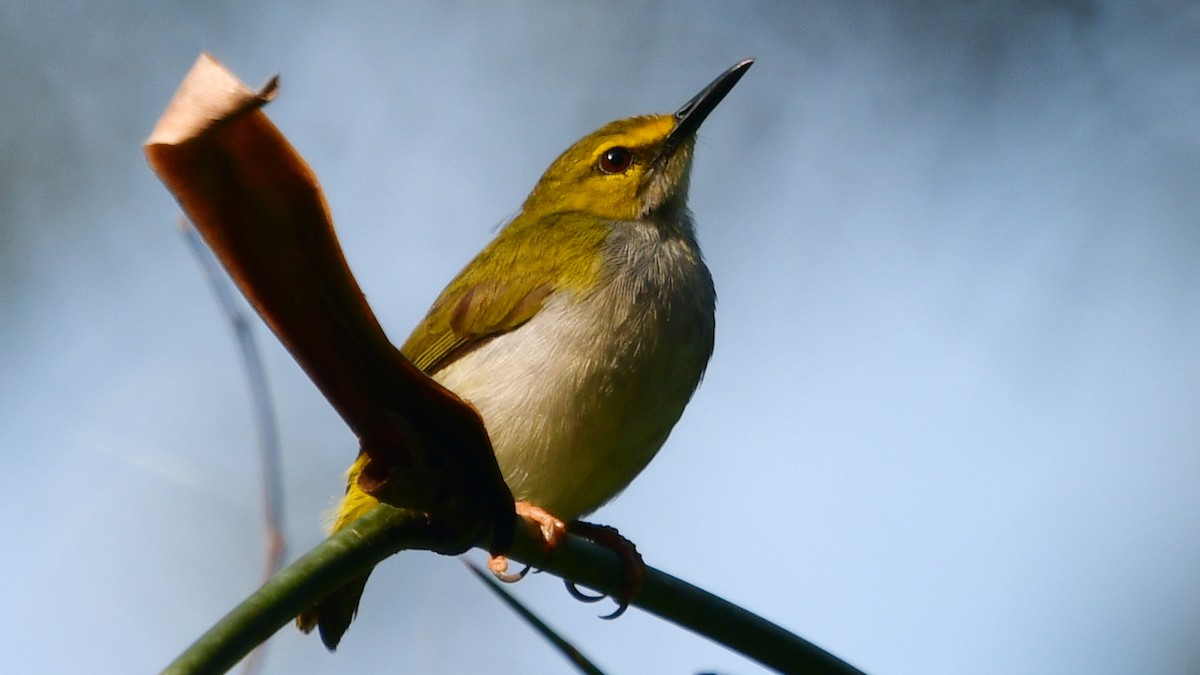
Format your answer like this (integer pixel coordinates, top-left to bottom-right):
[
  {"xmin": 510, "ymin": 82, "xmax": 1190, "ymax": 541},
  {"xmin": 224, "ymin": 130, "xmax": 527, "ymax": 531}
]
[{"xmin": 3, "ymin": 2, "xmax": 1198, "ymax": 673}]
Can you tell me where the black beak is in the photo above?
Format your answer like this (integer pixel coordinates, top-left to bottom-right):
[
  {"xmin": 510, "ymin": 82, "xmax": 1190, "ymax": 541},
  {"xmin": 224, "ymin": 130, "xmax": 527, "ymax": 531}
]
[{"xmin": 658, "ymin": 58, "xmax": 754, "ymax": 162}]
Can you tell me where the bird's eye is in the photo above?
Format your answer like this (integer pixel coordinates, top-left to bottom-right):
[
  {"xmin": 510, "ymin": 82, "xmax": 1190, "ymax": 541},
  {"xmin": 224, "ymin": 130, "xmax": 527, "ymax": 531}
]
[{"xmin": 597, "ymin": 146, "xmax": 633, "ymax": 174}]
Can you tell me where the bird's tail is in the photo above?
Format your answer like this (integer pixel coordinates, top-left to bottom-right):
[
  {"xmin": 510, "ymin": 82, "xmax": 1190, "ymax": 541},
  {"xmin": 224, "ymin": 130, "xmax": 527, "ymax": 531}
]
[{"xmin": 295, "ymin": 453, "xmax": 379, "ymax": 650}]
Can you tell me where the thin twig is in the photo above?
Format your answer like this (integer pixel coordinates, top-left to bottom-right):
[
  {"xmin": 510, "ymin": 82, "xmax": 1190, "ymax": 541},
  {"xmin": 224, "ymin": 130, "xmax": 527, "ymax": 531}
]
[
  {"xmin": 463, "ymin": 561, "xmax": 606, "ymax": 675},
  {"xmin": 180, "ymin": 219, "xmax": 287, "ymax": 675}
]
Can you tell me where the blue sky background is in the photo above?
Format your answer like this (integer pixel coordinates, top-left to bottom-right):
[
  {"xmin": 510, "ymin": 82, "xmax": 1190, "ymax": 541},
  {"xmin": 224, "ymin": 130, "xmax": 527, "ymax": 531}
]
[{"xmin": 3, "ymin": 2, "xmax": 1199, "ymax": 673}]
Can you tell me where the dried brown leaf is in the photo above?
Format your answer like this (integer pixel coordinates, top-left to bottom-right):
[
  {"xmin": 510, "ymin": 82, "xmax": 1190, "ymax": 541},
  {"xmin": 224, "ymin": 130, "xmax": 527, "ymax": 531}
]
[{"xmin": 145, "ymin": 53, "xmax": 514, "ymax": 553}]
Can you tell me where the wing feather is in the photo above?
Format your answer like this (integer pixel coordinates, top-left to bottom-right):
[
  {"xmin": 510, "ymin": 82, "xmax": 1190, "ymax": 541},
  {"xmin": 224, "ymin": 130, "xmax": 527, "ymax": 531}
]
[{"xmin": 399, "ymin": 212, "xmax": 608, "ymax": 374}]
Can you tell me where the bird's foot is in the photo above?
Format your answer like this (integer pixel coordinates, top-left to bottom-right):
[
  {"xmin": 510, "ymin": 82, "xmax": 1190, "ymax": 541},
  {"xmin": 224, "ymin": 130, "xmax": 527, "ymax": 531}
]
[
  {"xmin": 488, "ymin": 501, "xmax": 566, "ymax": 582},
  {"xmin": 564, "ymin": 521, "xmax": 645, "ymax": 619}
]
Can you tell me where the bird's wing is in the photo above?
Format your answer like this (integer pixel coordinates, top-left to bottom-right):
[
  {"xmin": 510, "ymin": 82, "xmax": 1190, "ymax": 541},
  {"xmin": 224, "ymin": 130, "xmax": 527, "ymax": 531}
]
[
  {"xmin": 400, "ymin": 273, "xmax": 553, "ymax": 374},
  {"xmin": 400, "ymin": 212, "xmax": 608, "ymax": 375}
]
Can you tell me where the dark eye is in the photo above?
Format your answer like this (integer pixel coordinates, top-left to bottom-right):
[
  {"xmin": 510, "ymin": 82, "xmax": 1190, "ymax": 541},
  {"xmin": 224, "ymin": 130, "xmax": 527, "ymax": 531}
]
[{"xmin": 597, "ymin": 146, "xmax": 633, "ymax": 174}]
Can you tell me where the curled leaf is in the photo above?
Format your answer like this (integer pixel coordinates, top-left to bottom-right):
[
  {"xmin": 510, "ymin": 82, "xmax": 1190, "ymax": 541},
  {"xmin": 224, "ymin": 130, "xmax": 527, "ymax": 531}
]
[{"xmin": 145, "ymin": 53, "xmax": 514, "ymax": 552}]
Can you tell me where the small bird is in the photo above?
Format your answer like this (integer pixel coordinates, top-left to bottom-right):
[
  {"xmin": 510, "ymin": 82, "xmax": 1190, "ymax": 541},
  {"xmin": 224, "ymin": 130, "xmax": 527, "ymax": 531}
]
[{"xmin": 297, "ymin": 59, "xmax": 753, "ymax": 649}]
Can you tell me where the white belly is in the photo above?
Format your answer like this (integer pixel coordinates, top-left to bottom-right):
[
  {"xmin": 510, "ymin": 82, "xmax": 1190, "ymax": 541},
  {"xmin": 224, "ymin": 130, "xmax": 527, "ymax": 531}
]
[{"xmin": 432, "ymin": 226, "xmax": 715, "ymax": 520}]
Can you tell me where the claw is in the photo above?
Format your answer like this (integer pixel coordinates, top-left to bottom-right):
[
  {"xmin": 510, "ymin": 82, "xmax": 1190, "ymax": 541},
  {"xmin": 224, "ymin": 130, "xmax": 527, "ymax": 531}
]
[
  {"xmin": 566, "ymin": 521, "xmax": 645, "ymax": 620},
  {"xmin": 598, "ymin": 602, "xmax": 628, "ymax": 620},
  {"xmin": 561, "ymin": 581, "xmax": 630, "ymax": 618},
  {"xmin": 497, "ymin": 508, "xmax": 644, "ymax": 620},
  {"xmin": 488, "ymin": 555, "xmax": 531, "ymax": 583},
  {"xmin": 487, "ymin": 502, "xmax": 568, "ymax": 585},
  {"xmin": 563, "ymin": 580, "xmax": 606, "ymax": 603}
]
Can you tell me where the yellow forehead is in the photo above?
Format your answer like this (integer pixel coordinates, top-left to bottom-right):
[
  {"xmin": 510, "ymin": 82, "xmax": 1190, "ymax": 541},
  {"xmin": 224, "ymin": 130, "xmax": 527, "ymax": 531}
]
[{"xmin": 595, "ymin": 114, "xmax": 676, "ymax": 151}]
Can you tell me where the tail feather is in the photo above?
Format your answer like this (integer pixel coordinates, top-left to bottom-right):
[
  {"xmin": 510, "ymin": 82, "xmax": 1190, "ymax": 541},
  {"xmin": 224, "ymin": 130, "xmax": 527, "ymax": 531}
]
[
  {"xmin": 296, "ymin": 572, "xmax": 373, "ymax": 650},
  {"xmin": 295, "ymin": 454, "xmax": 380, "ymax": 650}
]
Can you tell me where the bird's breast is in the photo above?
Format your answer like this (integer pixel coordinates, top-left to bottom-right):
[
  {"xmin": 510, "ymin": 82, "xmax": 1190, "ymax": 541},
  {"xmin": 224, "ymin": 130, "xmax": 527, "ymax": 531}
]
[{"xmin": 433, "ymin": 219, "xmax": 715, "ymax": 520}]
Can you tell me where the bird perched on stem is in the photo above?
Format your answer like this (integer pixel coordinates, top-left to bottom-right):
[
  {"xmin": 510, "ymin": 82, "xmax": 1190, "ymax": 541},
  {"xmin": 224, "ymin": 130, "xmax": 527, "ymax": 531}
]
[{"xmin": 298, "ymin": 58, "xmax": 754, "ymax": 650}]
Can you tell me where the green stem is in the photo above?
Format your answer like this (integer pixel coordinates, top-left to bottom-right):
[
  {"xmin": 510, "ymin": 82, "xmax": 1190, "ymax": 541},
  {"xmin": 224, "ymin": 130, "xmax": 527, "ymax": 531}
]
[
  {"xmin": 162, "ymin": 505, "xmax": 864, "ymax": 675},
  {"xmin": 505, "ymin": 518, "xmax": 865, "ymax": 675},
  {"xmin": 162, "ymin": 508, "xmax": 427, "ymax": 674}
]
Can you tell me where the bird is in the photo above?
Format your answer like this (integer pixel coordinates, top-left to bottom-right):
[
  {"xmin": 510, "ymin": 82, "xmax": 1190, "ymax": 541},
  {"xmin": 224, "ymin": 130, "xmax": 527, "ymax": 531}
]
[{"xmin": 297, "ymin": 58, "xmax": 753, "ymax": 650}]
